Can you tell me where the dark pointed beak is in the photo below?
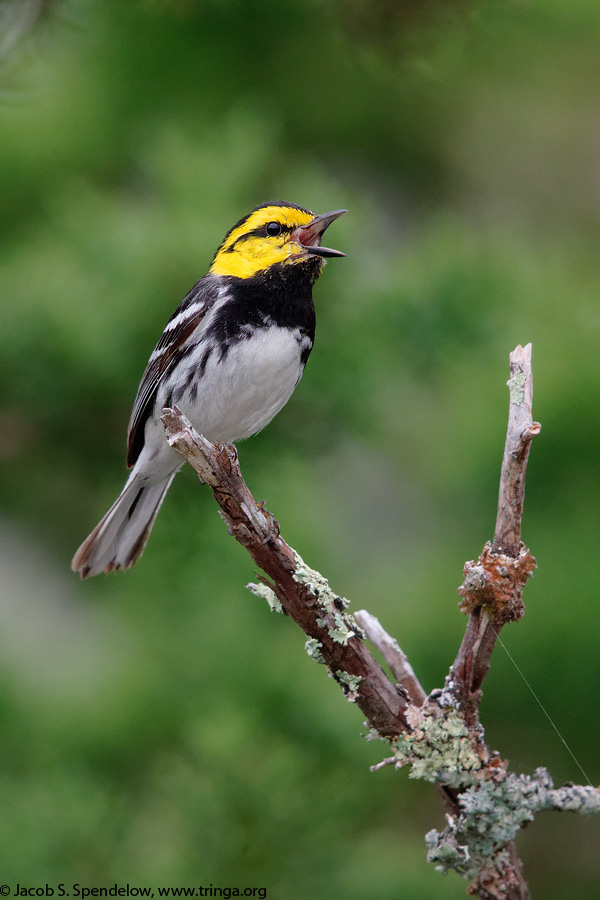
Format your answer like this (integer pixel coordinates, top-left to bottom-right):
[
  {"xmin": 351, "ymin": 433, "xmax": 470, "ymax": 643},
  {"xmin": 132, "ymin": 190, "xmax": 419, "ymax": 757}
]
[{"xmin": 295, "ymin": 209, "xmax": 347, "ymax": 258}]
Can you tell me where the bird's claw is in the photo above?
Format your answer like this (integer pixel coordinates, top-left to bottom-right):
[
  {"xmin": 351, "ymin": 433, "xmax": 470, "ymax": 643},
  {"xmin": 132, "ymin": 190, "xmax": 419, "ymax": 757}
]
[
  {"xmin": 256, "ymin": 500, "xmax": 280, "ymax": 544},
  {"xmin": 215, "ymin": 441, "xmax": 238, "ymax": 472}
]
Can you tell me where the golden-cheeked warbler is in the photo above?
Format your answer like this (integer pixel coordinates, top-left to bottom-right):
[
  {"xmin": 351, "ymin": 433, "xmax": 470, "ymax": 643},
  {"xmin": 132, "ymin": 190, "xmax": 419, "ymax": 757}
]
[{"xmin": 72, "ymin": 201, "xmax": 346, "ymax": 577}]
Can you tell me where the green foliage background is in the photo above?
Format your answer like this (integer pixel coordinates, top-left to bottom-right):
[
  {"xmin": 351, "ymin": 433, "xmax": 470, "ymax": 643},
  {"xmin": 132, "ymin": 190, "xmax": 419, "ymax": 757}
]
[{"xmin": 1, "ymin": 0, "xmax": 599, "ymax": 896}]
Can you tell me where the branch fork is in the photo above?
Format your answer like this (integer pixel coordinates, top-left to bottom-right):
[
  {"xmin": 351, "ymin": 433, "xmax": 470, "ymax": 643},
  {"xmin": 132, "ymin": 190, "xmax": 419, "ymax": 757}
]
[{"xmin": 161, "ymin": 344, "xmax": 597, "ymax": 900}]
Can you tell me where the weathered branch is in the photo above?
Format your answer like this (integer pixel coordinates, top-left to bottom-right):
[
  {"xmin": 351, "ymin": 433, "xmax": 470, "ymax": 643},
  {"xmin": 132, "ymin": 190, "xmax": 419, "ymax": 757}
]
[
  {"xmin": 161, "ymin": 408, "xmax": 412, "ymax": 739},
  {"xmin": 430, "ymin": 344, "xmax": 540, "ymax": 899},
  {"xmin": 493, "ymin": 343, "xmax": 541, "ymax": 556},
  {"xmin": 161, "ymin": 344, "xmax": 597, "ymax": 900}
]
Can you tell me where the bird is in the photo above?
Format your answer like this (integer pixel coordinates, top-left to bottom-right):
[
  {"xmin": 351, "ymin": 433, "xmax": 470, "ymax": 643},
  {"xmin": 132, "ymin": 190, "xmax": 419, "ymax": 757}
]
[{"xmin": 72, "ymin": 201, "xmax": 346, "ymax": 578}]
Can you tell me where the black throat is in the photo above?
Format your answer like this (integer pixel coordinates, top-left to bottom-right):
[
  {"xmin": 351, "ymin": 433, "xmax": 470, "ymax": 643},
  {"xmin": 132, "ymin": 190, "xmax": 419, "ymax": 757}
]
[{"xmin": 207, "ymin": 261, "xmax": 318, "ymax": 359}]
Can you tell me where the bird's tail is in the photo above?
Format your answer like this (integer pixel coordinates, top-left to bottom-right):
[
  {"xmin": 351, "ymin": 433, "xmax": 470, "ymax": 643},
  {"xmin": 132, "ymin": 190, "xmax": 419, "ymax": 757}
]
[{"xmin": 72, "ymin": 469, "xmax": 177, "ymax": 578}]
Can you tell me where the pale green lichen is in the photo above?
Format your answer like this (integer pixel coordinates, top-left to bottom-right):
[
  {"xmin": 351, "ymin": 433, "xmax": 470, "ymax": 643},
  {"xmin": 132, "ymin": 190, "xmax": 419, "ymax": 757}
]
[
  {"xmin": 246, "ymin": 582, "xmax": 283, "ymax": 613},
  {"xmin": 335, "ymin": 670, "xmax": 362, "ymax": 700},
  {"xmin": 507, "ymin": 369, "xmax": 527, "ymax": 405},
  {"xmin": 425, "ymin": 831, "xmax": 470, "ymax": 870},
  {"xmin": 393, "ymin": 707, "xmax": 481, "ymax": 787},
  {"xmin": 292, "ymin": 551, "xmax": 349, "ymax": 611},
  {"xmin": 293, "ymin": 550, "xmax": 365, "ymax": 645},
  {"xmin": 305, "ymin": 638, "xmax": 325, "ymax": 664},
  {"xmin": 426, "ymin": 767, "xmax": 600, "ymax": 879},
  {"xmin": 331, "ymin": 612, "xmax": 356, "ymax": 645},
  {"xmin": 316, "ymin": 612, "xmax": 357, "ymax": 645},
  {"xmin": 293, "ymin": 552, "xmax": 336, "ymax": 594}
]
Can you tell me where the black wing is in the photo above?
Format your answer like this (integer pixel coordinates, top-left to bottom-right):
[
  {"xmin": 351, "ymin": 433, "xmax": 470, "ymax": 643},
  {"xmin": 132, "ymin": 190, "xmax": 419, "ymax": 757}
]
[{"xmin": 126, "ymin": 276, "xmax": 221, "ymax": 468}]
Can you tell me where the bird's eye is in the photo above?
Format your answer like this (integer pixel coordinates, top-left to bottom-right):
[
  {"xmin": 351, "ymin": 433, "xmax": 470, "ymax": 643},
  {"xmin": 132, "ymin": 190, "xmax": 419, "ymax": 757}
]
[{"xmin": 265, "ymin": 221, "xmax": 282, "ymax": 237}]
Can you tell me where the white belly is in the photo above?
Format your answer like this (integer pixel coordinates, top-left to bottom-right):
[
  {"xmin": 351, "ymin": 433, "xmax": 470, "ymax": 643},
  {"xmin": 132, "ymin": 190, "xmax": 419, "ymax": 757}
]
[{"xmin": 161, "ymin": 325, "xmax": 309, "ymax": 444}]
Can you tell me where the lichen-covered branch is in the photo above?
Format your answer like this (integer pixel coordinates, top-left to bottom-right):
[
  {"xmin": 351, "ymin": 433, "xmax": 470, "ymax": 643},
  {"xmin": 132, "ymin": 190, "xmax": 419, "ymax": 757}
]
[
  {"xmin": 161, "ymin": 407, "xmax": 411, "ymax": 739},
  {"xmin": 161, "ymin": 344, "xmax": 598, "ymax": 900},
  {"xmin": 426, "ymin": 769, "xmax": 600, "ymax": 894},
  {"xmin": 427, "ymin": 345, "xmax": 542, "ymax": 898}
]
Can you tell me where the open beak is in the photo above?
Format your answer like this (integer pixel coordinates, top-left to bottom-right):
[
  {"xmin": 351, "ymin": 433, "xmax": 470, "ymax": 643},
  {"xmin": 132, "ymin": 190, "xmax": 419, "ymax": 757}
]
[{"xmin": 295, "ymin": 209, "xmax": 347, "ymax": 258}]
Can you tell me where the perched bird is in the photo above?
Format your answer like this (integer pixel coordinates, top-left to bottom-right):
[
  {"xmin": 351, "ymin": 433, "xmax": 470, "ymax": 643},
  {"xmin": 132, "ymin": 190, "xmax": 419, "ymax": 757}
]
[{"xmin": 72, "ymin": 201, "xmax": 346, "ymax": 578}]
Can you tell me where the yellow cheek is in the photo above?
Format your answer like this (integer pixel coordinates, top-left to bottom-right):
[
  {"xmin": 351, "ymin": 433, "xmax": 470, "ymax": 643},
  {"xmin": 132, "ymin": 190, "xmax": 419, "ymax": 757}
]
[{"xmin": 210, "ymin": 238, "xmax": 294, "ymax": 279}]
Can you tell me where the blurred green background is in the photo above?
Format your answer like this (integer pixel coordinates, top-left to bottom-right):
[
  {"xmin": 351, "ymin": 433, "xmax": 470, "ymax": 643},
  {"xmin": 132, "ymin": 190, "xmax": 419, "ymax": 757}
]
[{"xmin": 1, "ymin": 0, "xmax": 599, "ymax": 896}]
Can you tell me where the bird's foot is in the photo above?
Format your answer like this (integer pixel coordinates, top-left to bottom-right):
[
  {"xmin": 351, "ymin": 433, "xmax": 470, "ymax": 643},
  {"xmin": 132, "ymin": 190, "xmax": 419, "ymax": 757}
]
[
  {"xmin": 256, "ymin": 500, "xmax": 280, "ymax": 544},
  {"xmin": 215, "ymin": 441, "xmax": 238, "ymax": 472}
]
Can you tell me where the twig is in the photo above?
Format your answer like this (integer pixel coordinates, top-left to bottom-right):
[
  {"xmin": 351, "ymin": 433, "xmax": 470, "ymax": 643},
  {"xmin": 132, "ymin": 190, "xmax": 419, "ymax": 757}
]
[
  {"xmin": 493, "ymin": 343, "xmax": 542, "ymax": 556},
  {"xmin": 370, "ymin": 755, "xmax": 398, "ymax": 772},
  {"xmin": 448, "ymin": 345, "xmax": 539, "ymax": 723},
  {"xmin": 355, "ymin": 609, "xmax": 427, "ymax": 706}
]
